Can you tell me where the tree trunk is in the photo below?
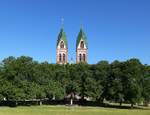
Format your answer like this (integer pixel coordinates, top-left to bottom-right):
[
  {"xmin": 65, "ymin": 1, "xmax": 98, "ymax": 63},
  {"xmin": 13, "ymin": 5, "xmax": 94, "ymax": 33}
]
[
  {"xmin": 15, "ymin": 101, "xmax": 18, "ymax": 107},
  {"xmin": 99, "ymin": 98, "xmax": 104, "ymax": 104},
  {"xmin": 131, "ymin": 103, "xmax": 134, "ymax": 109},
  {"xmin": 120, "ymin": 101, "xmax": 122, "ymax": 106},
  {"xmin": 144, "ymin": 101, "xmax": 149, "ymax": 107},
  {"xmin": 70, "ymin": 98, "xmax": 73, "ymax": 105},
  {"xmin": 40, "ymin": 101, "xmax": 42, "ymax": 106},
  {"xmin": 80, "ymin": 96, "xmax": 85, "ymax": 105}
]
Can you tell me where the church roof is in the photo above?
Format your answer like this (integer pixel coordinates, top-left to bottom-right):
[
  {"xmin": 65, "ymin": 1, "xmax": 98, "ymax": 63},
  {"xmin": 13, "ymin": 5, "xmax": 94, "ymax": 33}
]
[
  {"xmin": 57, "ymin": 28, "xmax": 68, "ymax": 48},
  {"xmin": 76, "ymin": 28, "xmax": 88, "ymax": 49}
]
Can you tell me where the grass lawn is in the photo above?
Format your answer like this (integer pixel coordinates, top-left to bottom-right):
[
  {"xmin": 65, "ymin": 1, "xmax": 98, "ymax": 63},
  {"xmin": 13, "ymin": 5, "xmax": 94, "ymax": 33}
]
[{"xmin": 0, "ymin": 105, "xmax": 150, "ymax": 115}]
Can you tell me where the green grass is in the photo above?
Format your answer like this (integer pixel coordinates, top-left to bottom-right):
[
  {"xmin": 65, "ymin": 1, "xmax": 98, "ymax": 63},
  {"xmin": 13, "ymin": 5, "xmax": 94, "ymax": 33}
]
[{"xmin": 0, "ymin": 105, "xmax": 150, "ymax": 115}]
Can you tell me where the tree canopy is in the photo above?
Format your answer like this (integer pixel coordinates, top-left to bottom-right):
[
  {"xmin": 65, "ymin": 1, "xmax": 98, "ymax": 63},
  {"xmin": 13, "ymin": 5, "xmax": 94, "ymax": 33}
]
[{"xmin": 0, "ymin": 56, "xmax": 150, "ymax": 107}]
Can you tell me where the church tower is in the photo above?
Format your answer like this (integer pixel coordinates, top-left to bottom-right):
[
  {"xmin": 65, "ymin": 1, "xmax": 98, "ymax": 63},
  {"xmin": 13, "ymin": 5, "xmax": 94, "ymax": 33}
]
[
  {"xmin": 56, "ymin": 28, "xmax": 68, "ymax": 64},
  {"xmin": 76, "ymin": 28, "xmax": 88, "ymax": 63}
]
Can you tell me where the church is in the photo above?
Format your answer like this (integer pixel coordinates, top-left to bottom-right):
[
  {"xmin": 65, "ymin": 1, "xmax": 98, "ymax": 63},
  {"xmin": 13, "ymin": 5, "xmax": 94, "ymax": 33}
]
[{"xmin": 56, "ymin": 28, "xmax": 88, "ymax": 64}]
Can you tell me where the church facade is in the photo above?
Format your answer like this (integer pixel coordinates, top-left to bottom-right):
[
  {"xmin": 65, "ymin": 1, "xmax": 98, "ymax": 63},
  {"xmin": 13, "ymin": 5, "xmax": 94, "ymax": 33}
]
[{"xmin": 56, "ymin": 28, "xmax": 88, "ymax": 64}]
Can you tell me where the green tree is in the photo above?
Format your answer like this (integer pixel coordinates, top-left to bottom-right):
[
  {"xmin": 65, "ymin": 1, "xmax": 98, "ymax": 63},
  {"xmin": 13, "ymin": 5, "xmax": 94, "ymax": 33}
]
[
  {"xmin": 93, "ymin": 61, "xmax": 110, "ymax": 102},
  {"xmin": 142, "ymin": 65, "xmax": 150, "ymax": 106},
  {"xmin": 123, "ymin": 59, "xmax": 143, "ymax": 108},
  {"xmin": 106, "ymin": 61, "xmax": 124, "ymax": 105}
]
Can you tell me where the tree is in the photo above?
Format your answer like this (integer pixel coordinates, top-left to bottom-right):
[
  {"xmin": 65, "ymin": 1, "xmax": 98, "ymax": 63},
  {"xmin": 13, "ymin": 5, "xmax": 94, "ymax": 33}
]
[
  {"xmin": 0, "ymin": 80, "xmax": 25, "ymax": 101},
  {"xmin": 106, "ymin": 61, "xmax": 124, "ymax": 105},
  {"xmin": 141, "ymin": 65, "xmax": 150, "ymax": 106},
  {"xmin": 0, "ymin": 55, "xmax": 150, "ymax": 107},
  {"xmin": 123, "ymin": 59, "xmax": 143, "ymax": 108},
  {"xmin": 74, "ymin": 64, "xmax": 97, "ymax": 104},
  {"xmin": 44, "ymin": 80, "xmax": 65, "ymax": 100},
  {"xmin": 93, "ymin": 61, "xmax": 110, "ymax": 103}
]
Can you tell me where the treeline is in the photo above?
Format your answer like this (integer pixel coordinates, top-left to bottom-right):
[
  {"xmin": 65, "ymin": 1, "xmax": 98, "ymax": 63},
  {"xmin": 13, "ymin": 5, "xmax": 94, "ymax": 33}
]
[{"xmin": 0, "ymin": 56, "xmax": 150, "ymax": 107}]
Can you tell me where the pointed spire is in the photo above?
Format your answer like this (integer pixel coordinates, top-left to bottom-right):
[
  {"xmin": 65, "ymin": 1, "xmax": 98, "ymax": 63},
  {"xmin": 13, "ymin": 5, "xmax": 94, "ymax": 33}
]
[
  {"xmin": 76, "ymin": 27, "xmax": 88, "ymax": 49},
  {"xmin": 57, "ymin": 27, "xmax": 68, "ymax": 48},
  {"xmin": 79, "ymin": 23, "xmax": 85, "ymax": 38}
]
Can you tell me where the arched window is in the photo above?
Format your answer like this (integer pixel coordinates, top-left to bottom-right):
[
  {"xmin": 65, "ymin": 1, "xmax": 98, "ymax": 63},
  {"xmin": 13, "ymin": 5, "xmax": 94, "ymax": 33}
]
[
  {"xmin": 79, "ymin": 54, "xmax": 82, "ymax": 62},
  {"xmin": 60, "ymin": 41, "xmax": 64, "ymax": 48},
  {"xmin": 63, "ymin": 53, "xmax": 65, "ymax": 62},
  {"xmin": 59, "ymin": 54, "xmax": 62, "ymax": 62},
  {"xmin": 83, "ymin": 54, "xmax": 86, "ymax": 62},
  {"xmin": 80, "ymin": 41, "xmax": 84, "ymax": 49}
]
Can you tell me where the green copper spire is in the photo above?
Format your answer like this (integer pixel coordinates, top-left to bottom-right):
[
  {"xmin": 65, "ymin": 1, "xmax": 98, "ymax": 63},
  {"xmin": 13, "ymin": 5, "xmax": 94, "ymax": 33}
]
[
  {"xmin": 76, "ymin": 28, "xmax": 88, "ymax": 48},
  {"xmin": 57, "ymin": 28, "xmax": 68, "ymax": 48}
]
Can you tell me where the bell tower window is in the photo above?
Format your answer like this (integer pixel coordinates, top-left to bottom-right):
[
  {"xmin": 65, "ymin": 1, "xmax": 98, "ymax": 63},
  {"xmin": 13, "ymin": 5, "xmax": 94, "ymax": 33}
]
[
  {"xmin": 60, "ymin": 41, "xmax": 64, "ymax": 48},
  {"xmin": 79, "ymin": 54, "xmax": 82, "ymax": 62},
  {"xmin": 63, "ymin": 53, "xmax": 65, "ymax": 62},
  {"xmin": 59, "ymin": 54, "xmax": 62, "ymax": 62},
  {"xmin": 80, "ymin": 41, "xmax": 84, "ymax": 49},
  {"xmin": 83, "ymin": 54, "xmax": 86, "ymax": 61}
]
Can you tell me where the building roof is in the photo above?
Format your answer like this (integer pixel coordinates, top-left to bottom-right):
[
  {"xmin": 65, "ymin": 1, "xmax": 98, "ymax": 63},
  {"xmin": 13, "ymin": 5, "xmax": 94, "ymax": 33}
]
[
  {"xmin": 57, "ymin": 28, "xmax": 68, "ymax": 48},
  {"xmin": 76, "ymin": 28, "xmax": 88, "ymax": 49}
]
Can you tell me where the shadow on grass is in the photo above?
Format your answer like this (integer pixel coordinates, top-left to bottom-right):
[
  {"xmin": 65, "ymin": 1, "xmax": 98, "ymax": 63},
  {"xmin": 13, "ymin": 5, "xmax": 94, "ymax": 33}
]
[{"xmin": 0, "ymin": 100, "xmax": 149, "ymax": 110}]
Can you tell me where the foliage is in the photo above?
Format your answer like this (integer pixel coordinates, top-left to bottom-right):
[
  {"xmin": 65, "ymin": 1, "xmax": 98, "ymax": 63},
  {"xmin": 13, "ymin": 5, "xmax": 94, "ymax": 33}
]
[{"xmin": 0, "ymin": 56, "xmax": 150, "ymax": 107}]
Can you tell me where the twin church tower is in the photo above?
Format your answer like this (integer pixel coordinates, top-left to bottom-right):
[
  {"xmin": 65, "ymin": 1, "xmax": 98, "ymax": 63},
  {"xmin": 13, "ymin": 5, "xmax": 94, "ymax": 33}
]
[{"xmin": 56, "ymin": 27, "xmax": 88, "ymax": 64}]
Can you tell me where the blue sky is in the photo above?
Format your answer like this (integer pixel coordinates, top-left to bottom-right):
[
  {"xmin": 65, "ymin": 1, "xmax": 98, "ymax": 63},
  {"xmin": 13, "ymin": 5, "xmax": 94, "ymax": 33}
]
[{"xmin": 0, "ymin": 0, "xmax": 150, "ymax": 64}]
